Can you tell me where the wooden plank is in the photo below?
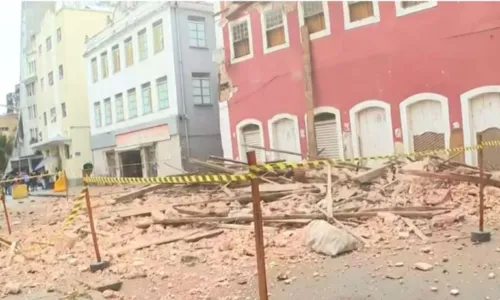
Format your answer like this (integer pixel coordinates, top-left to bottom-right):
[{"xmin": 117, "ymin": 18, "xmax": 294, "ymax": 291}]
[
  {"xmin": 114, "ymin": 184, "xmax": 165, "ymax": 203},
  {"xmin": 183, "ymin": 229, "xmax": 224, "ymax": 242}
]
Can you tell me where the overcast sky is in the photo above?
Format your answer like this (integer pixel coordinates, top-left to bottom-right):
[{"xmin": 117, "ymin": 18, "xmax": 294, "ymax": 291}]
[{"xmin": 0, "ymin": 1, "xmax": 20, "ymax": 114}]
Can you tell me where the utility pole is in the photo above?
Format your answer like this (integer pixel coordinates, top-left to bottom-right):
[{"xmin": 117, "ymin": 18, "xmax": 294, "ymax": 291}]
[{"xmin": 300, "ymin": 25, "xmax": 317, "ymax": 158}]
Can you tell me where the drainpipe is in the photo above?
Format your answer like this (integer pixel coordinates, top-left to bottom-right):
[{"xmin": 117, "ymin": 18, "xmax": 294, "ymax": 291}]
[{"xmin": 172, "ymin": 2, "xmax": 191, "ymax": 162}]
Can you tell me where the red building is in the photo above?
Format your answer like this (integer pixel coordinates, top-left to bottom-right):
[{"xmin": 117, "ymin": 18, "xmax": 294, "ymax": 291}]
[{"xmin": 218, "ymin": 1, "xmax": 500, "ymax": 168}]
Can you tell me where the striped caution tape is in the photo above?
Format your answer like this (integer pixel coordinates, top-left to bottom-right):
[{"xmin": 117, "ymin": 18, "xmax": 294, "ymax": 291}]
[
  {"xmin": 22, "ymin": 187, "xmax": 88, "ymax": 254},
  {"xmin": 248, "ymin": 140, "xmax": 500, "ymax": 173},
  {"xmin": 81, "ymin": 140, "xmax": 500, "ymax": 186},
  {"xmin": 84, "ymin": 173, "xmax": 257, "ymax": 185}
]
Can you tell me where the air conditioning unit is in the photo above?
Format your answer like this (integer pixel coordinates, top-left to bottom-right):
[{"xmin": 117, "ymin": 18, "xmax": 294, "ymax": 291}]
[{"xmin": 212, "ymin": 48, "xmax": 224, "ymax": 64}]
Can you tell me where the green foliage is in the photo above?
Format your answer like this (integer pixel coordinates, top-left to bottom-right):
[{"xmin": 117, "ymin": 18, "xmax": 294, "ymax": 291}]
[{"xmin": 0, "ymin": 135, "xmax": 13, "ymax": 172}]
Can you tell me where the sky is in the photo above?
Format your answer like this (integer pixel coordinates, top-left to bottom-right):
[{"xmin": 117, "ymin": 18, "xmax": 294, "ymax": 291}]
[{"xmin": 0, "ymin": 1, "xmax": 21, "ymax": 114}]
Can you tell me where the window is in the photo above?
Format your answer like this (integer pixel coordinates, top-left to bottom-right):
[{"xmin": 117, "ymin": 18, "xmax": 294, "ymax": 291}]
[
  {"xmin": 124, "ymin": 37, "xmax": 134, "ymax": 67},
  {"xmin": 229, "ymin": 16, "xmax": 252, "ymax": 63},
  {"xmin": 104, "ymin": 98, "xmax": 112, "ymax": 125},
  {"xmin": 112, "ymin": 45, "xmax": 121, "ymax": 73},
  {"xmin": 299, "ymin": 2, "xmax": 330, "ymax": 39},
  {"xmin": 28, "ymin": 107, "xmax": 33, "ymax": 119},
  {"xmin": 192, "ymin": 73, "xmax": 211, "ymax": 105},
  {"xmin": 101, "ymin": 51, "xmax": 109, "ymax": 78},
  {"xmin": 46, "ymin": 37, "xmax": 52, "ymax": 51},
  {"xmin": 396, "ymin": 1, "xmax": 437, "ymax": 16},
  {"xmin": 50, "ymin": 107, "xmax": 56, "ymax": 123},
  {"xmin": 57, "ymin": 28, "xmax": 62, "ymax": 42},
  {"xmin": 26, "ymin": 82, "xmax": 36, "ymax": 96},
  {"xmin": 28, "ymin": 60, "xmax": 36, "ymax": 75},
  {"xmin": 127, "ymin": 89, "xmax": 137, "ymax": 118},
  {"xmin": 39, "ymin": 45, "xmax": 42, "ymax": 55},
  {"xmin": 61, "ymin": 103, "xmax": 67, "ymax": 118},
  {"xmin": 261, "ymin": 8, "xmax": 289, "ymax": 53},
  {"xmin": 94, "ymin": 102, "xmax": 102, "ymax": 127},
  {"xmin": 91, "ymin": 58, "xmax": 98, "ymax": 83},
  {"xmin": 58, "ymin": 65, "xmax": 64, "ymax": 80},
  {"xmin": 138, "ymin": 29, "xmax": 148, "ymax": 61},
  {"xmin": 43, "ymin": 112, "xmax": 47, "ymax": 126},
  {"xmin": 153, "ymin": 20, "xmax": 164, "ymax": 53},
  {"xmin": 188, "ymin": 16, "xmax": 207, "ymax": 48},
  {"xmin": 41, "ymin": 78, "xmax": 44, "ymax": 91},
  {"xmin": 115, "ymin": 93, "xmax": 124, "ymax": 122},
  {"xmin": 48, "ymin": 72, "xmax": 54, "ymax": 86},
  {"xmin": 156, "ymin": 76, "xmax": 168, "ymax": 109},
  {"xmin": 64, "ymin": 144, "xmax": 70, "ymax": 159},
  {"xmin": 343, "ymin": 1, "xmax": 380, "ymax": 30},
  {"xmin": 33, "ymin": 104, "xmax": 37, "ymax": 118},
  {"xmin": 141, "ymin": 83, "xmax": 152, "ymax": 114}
]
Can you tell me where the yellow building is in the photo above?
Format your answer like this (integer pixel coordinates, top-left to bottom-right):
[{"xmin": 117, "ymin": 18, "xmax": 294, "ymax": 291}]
[
  {"xmin": 30, "ymin": 4, "xmax": 112, "ymax": 185},
  {"xmin": 0, "ymin": 114, "xmax": 19, "ymax": 138}
]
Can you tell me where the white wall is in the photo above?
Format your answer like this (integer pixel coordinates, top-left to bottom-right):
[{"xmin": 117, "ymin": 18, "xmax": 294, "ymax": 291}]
[
  {"xmin": 85, "ymin": 3, "xmax": 179, "ymax": 136},
  {"xmin": 214, "ymin": 1, "xmax": 233, "ymax": 159}
]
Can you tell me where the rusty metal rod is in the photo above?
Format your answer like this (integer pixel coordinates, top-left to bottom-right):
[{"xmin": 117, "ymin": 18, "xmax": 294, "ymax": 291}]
[
  {"xmin": 478, "ymin": 135, "xmax": 485, "ymax": 231},
  {"xmin": 1, "ymin": 192, "xmax": 11, "ymax": 234},
  {"xmin": 84, "ymin": 181, "xmax": 101, "ymax": 262},
  {"xmin": 247, "ymin": 150, "xmax": 268, "ymax": 300}
]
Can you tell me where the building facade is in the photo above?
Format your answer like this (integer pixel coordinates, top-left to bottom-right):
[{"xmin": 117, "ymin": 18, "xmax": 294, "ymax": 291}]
[
  {"xmin": 20, "ymin": 3, "xmax": 112, "ymax": 184},
  {"xmin": 10, "ymin": 1, "xmax": 56, "ymax": 174},
  {"xmin": 85, "ymin": 1, "xmax": 221, "ymax": 177},
  {"xmin": 217, "ymin": 1, "xmax": 500, "ymax": 169}
]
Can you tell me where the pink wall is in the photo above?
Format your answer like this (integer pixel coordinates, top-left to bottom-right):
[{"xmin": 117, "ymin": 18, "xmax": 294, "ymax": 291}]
[{"xmin": 223, "ymin": 2, "xmax": 500, "ymax": 158}]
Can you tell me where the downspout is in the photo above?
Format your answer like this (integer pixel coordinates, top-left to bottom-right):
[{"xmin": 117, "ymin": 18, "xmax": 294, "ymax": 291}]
[{"xmin": 173, "ymin": 2, "xmax": 191, "ymax": 161}]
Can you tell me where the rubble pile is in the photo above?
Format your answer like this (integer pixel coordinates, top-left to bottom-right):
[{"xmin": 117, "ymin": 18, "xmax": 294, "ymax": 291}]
[{"xmin": 1, "ymin": 155, "xmax": 500, "ymax": 299}]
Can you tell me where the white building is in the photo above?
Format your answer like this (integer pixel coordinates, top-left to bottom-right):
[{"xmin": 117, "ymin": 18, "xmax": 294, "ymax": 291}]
[{"xmin": 84, "ymin": 1, "xmax": 222, "ymax": 177}]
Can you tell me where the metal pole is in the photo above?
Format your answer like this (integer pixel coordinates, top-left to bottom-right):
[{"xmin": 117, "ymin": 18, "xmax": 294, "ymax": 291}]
[
  {"xmin": 1, "ymin": 192, "xmax": 12, "ymax": 234},
  {"xmin": 83, "ymin": 180, "xmax": 101, "ymax": 262},
  {"xmin": 246, "ymin": 151, "xmax": 268, "ymax": 300},
  {"xmin": 478, "ymin": 134, "xmax": 485, "ymax": 232}
]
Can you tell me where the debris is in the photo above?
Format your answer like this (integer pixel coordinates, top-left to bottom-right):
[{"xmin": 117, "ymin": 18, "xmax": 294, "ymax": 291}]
[
  {"xmin": 304, "ymin": 220, "xmax": 358, "ymax": 257},
  {"xmin": 394, "ymin": 262, "xmax": 404, "ymax": 267},
  {"xmin": 2, "ymin": 282, "xmax": 21, "ymax": 295},
  {"xmin": 488, "ymin": 272, "xmax": 495, "ymax": 279},
  {"xmin": 430, "ymin": 286, "xmax": 438, "ymax": 292},
  {"xmin": 450, "ymin": 289, "xmax": 460, "ymax": 296},
  {"xmin": 414, "ymin": 262, "xmax": 433, "ymax": 271}
]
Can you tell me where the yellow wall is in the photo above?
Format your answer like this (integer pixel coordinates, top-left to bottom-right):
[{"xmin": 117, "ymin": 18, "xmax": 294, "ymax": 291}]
[
  {"xmin": 0, "ymin": 114, "xmax": 18, "ymax": 138},
  {"xmin": 34, "ymin": 8, "xmax": 110, "ymax": 181}
]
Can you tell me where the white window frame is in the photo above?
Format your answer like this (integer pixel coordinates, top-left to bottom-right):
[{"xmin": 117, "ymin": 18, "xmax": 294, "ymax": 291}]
[
  {"xmin": 297, "ymin": 1, "xmax": 331, "ymax": 41},
  {"xmin": 228, "ymin": 14, "xmax": 254, "ymax": 64},
  {"xmin": 342, "ymin": 1, "xmax": 381, "ymax": 30},
  {"xmin": 260, "ymin": 5, "xmax": 290, "ymax": 54},
  {"xmin": 188, "ymin": 16, "xmax": 207, "ymax": 48},
  {"xmin": 395, "ymin": 1, "xmax": 437, "ymax": 17}
]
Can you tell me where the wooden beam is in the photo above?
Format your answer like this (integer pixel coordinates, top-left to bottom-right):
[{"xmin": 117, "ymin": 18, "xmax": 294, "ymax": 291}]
[{"xmin": 300, "ymin": 25, "xmax": 317, "ymax": 158}]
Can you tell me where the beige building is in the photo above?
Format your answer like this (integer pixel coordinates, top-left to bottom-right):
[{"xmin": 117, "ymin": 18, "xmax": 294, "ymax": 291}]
[
  {"xmin": 0, "ymin": 114, "xmax": 19, "ymax": 138},
  {"xmin": 27, "ymin": 4, "xmax": 112, "ymax": 184}
]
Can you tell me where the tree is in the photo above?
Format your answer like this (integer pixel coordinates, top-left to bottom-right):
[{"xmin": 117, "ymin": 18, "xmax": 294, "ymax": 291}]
[{"xmin": 0, "ymin": 134, "xmax": 14, "ymax": 172}]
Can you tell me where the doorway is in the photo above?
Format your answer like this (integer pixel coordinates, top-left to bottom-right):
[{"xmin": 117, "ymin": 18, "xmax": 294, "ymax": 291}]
[{"xmin": 120, "ymin": 150, "xmax": 142, "ymax": 177}]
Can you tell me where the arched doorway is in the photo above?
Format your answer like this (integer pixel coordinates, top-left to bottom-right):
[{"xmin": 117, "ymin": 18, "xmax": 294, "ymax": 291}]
[
  {"xmin": 400, "ymin": 93, "xmax": 450, "ymax": 155},
  {"xmin": 268, "ymin": 114, "xmax": 301, "ymax": 162},
  {"xmin": 461, "ymin": 87, "xmax": 500, "ymax": 170},
  {"xmin": 236, "ymin": 119, "xmax": 265, "ymax": 162},
  {"xmin": 350, "ymin": 100, "xmax": 394, "ymax": 166}
]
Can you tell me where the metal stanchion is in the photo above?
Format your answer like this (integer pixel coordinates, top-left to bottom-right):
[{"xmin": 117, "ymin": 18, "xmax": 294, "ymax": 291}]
[
  {"xmin": 82, "ymin": 172, "xmax": 109, "ymax": 272},
  {"xmin": 471, "ymin": 135, "xmax": 491, "ymax": 243},
  {"xmin": 64, "ymin": 171, "xmax": 69, "ymax": 203},
  {"xmin": 246, "ymin": 151, "xmax": 269, "ymax": 300},
  {"xmin": 1, "ymin": 191, "xmax": 11, "ymax": 234}
]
